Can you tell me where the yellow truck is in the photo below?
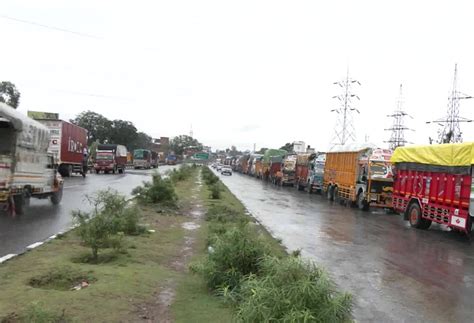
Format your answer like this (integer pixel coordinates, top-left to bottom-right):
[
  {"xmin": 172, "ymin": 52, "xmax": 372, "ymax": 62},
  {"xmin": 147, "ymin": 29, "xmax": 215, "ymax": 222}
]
[{"xmin": 323, "ymin": 146, "xmax": 393, "ymax": 210}]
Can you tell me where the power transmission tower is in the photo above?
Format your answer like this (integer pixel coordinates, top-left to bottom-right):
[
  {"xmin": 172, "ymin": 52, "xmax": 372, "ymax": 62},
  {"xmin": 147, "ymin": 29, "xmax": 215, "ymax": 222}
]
[
  {"xmin": 385, "ymin": 84, "xmax": 412, "ymax": 150},
  {"xmin": 330, "ymin": 69, "xmax": 361, "ymax": 147},
  {"xmin": 426, "ymin": 64, "xmax": 473, "ymax": 143}
]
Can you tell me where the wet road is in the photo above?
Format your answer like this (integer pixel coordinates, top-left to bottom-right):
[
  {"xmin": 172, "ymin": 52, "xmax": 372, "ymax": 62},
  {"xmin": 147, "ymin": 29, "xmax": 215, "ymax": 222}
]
[
  {"xmin": 0, "ymin": 166, "xmax": 176, "ymax": 258},
  {"xmin": 218, "ymin": 171, "xmax": 474, "ymax": 323}
]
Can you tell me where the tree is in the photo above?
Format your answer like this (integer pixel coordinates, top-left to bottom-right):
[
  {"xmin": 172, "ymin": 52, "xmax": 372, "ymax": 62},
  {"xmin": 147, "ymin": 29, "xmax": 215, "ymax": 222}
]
[
  {"xmin": 71, "ymin": 111, "xmax": 112, "ymax": 145},
  {"xmin": 132, "ymin": 132, "xmax": 152, "ymax": 151},
  {"xmin": 170, "ymin": 135, "xmax": 203, "ymax": 156},
  {"xmin": 109, "ymin": 119, "xmax": 138, "ymax": 149},
  {"xmin": 279, "ymin": 143, "xmax": 293, "ymax": 152},
  {"xmin": 256, "ymin": 147, "xmax": 268, "ymax": 154},
  {"xmin": 0, "ymin": 81, "xmax": 20, "ymax": 109}
]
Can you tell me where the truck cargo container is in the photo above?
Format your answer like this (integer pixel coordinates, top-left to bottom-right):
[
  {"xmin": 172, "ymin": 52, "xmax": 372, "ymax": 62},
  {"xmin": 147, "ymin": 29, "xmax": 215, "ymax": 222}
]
[
  {"xmin": 391, "ymin": 143, "xmax": 474, "ymax": 233},
  {"xmin": 269, "ymin": 155, "xmax": 284, "ymax": 185},
  {"xmin": 33, "ymin": 117, "xmax": 88, "ymax": 177},
  {"xmin": 0, "ymin": 104, "xmax": 64, "ymax": 215},
  {"xmin": 94, "ymin": 144, "xmax": 127, "ymax": 174},
  {"xmin": 261, "ymin": 149, "xmax": 287, "ymax": 180},
  {"xmin": 308, "ymin": 153, "xmax": 326, "ymax": 193},
  {"xmin": 133, "ymin": 149, "xmax": 152, "ymax": 169},
  {"xmin": 295, "ymin": 153, "xmax": 317, "ymax": 191},
  {"xmin": 324, "ymin": 146, "xmax": 393, "ymax": 210},
  {"xmin": 280, "ymin": 154, "xmax": 297, "ymax": 186}
]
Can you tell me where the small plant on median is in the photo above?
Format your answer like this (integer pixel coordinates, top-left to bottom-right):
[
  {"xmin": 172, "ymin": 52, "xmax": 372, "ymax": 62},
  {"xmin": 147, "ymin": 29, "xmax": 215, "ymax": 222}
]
[
  {"xmin": 230, "ymin": 256, "xmax": 353, "ymax": 322},
  {"xmin": 191, "ymin": 224, "xmax": 271, "ymax": 291},
  {"xmin": 209, "ymin": 183, "xmax": 221, "ymax": 199},
  {"xmin": 132, "ymin": 173, "xmax": 177, "ymax": 206},
  {"xmin": 28, "ymin": 266, "xmax": 95, "ymax": 291},
  {"xmin": 202, "ymin": 167, "xmax": 219, "ymax": 185},
  {"xmin": 73, "ymin": 189, "xmax": 145, "ymax": 262},
  {"xmin": 169, "ymin": 164, "xmax": 193, "ymax": 183}
]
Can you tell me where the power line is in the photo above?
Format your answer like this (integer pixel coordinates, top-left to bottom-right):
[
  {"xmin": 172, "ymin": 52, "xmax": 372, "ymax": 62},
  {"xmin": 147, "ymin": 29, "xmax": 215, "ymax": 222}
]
[{"xmin": 0, "ymin": 14, "xmax": 102, "ymax": 40}]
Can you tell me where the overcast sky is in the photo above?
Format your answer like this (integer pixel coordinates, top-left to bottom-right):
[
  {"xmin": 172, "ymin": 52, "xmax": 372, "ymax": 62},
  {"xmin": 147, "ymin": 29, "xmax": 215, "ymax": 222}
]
[{"xmin": 1, "ymin": 0, "xmax": 473, "ymax": 151}]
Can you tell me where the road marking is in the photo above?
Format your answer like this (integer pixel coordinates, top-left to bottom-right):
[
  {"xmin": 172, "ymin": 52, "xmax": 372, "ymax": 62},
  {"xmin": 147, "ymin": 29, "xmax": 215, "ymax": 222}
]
[
  {"xmin": 0, "ymin": 254, "xmax": 17, "ymax": 264},
  {"xmin": 26, "ymin": 242, "xmax": 44, "ymax": 250}
]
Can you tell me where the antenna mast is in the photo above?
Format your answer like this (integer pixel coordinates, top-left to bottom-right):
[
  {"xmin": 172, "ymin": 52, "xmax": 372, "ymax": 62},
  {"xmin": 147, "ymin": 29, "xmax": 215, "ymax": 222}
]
[
  {"xmin": 330, "ymin": 68, "xmax": 361, "ymax": 147},
  {"xmin": 385, "ymin": 84, "xmax": 412, "ymax": 150},
  {"xmin": 426, "ymin": 64, "xmax": 473, "ymax": 143}
]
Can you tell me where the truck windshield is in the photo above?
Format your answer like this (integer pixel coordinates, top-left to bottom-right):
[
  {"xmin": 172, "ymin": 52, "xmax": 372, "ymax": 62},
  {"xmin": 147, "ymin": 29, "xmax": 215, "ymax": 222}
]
[
  {"xmin": 134, "ymin": 151, "xmax": 144, "ymax": 159},
  {"xmin": 370, "ymin": 161, "xmax": 391, "ymax": 179},
  {"xmin": 314, "ymin": 162, "xmax": 324, "ymax": 174},
  {"xmin": 0, "ymin": 122, "xmax": 15, "ymax": 154},
  {"xmin": 96, "ymin": 153, "xmax": 113, "ymax": 160}
]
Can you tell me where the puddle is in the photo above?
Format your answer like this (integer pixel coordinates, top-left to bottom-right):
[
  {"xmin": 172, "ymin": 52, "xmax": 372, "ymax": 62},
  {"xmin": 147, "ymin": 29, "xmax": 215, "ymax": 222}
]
[
  {"xmin": 190, "ymin": 210, "xmax": 203, "ymax": 217},
  {"xmin": 182, "ymin": 222, "xmax": 200, "ymax": 230}
]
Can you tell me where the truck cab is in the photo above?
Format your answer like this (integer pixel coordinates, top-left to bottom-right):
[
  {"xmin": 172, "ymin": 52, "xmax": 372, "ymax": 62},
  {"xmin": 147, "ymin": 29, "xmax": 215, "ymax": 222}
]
[
  {"xmin": 0, "ymin": 103, "xmax": 64, "ymax": 215},
  {"xmin": 308, "ymin": 153, "xmax": 326, "ymax": 193}
]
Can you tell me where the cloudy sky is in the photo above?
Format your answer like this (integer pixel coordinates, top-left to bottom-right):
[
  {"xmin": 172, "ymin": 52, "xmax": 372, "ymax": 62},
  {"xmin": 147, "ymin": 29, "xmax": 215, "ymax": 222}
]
[{"xmin": 1, "ymin": 0, "xmax": 473, "ymax": 151}]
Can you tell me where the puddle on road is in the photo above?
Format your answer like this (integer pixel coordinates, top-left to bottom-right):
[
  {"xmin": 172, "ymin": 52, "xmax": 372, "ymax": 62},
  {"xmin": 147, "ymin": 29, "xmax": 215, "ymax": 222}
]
[{"xmin": 182, "ymin": 222, "xmax": 200, "ymax": 230}]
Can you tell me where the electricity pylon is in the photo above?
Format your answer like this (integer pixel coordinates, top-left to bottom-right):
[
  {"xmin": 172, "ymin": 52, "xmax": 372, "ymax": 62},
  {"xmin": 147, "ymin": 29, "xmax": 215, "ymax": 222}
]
[{"xmin": 385, "ymin": 84, "xmax": 412, "ymax": 150}]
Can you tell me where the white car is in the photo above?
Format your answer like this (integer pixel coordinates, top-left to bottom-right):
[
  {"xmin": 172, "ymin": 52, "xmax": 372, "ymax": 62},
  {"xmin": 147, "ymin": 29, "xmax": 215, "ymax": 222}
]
[
  {"xmin": 216, "ymin": 164, "xmax": 223, "ymax": 171},
  {"xmin": 221, "ymin": 166, "xmax": 232, "ymax": 176}
]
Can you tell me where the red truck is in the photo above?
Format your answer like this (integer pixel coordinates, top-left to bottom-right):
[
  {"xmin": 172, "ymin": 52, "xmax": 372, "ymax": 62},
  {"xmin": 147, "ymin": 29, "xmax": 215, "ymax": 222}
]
[
  {"xmin": 295, "ymin": 153, "xmax": 316, "ymax": 191},
  {"xmin": 94, "ymin": 144, "xmax": 128, "ymax": 174},
  {"xmin": 34, "ymin": 118, "xmax": 88, "ymax": 177},
  {"xmin": 391, "ymin": 143, "xmax": 474, "ymax": 234}
]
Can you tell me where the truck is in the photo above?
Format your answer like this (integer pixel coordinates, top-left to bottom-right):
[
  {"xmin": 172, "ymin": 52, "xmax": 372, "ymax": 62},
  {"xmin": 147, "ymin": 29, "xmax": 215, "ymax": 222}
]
[
  {"xmin": 0, "ymin": 104, "xmax": 64, "ymax": 215},
  {"xmin": 307, "ymin": 153, "xmax": 326, "ymax": 193},
  {"xmin": 280, "ymin": 154, "xmax": 297, "ymax": 186},
  {"xmin": 295, "ymin": 153, "xmax": 317, "ymax": 191},
  {"xmin": 261, "ymin": 149, "xmax": 287, "ymax": 180},
  {"xmin": 133, "ymin": 149, "xmax": 152, "ymax": 169},
  {"xmin": 269, "ymin": 155, "xmax": 285, "ymax": 185},
  {"xmin": 94, "ymin": 144, "xmax": 128, "ymax": 174},
  {"xmin": 249, "ymin": 154, "xmax": 263, "ymax": 177},
  {"xmin": 30, "ymin": 114, "xmax": 87, "ymax": 177},
  {"xmin": 166, "ymin": 154, "xmax": 177, "ymax": 165},
  {"xmin": 324, "ymin": 145, "xmax": 393, "ymax": 210},
  {"xmin": 391, "ymin": 143, "xmax": 474, "ymax": 233},
  {"xmin": 151, "ymin": 151, "xmax": 159, "ymax": 168}
]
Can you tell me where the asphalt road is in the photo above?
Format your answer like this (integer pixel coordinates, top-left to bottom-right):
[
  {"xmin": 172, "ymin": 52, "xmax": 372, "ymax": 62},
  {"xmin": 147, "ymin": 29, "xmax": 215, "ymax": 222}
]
[
  {"xmin": 217, "ymin": 171, "xmax": 474, "ymax": 323},
  {"xmin": 0, "ymin": 166, "xmax": 176, "ymax": 257}
]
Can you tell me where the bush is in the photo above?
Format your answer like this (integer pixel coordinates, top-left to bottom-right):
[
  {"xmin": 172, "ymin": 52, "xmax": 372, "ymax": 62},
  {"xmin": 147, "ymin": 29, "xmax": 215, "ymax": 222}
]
[
  {"xmin": 169, "ymin": 164, "xmax": 193, "ymax": 183},
  {"xmin": 209, "ymin": 183, "xmax": 221, "ymax": 199},
  {"xmin": 231, "ymin": 256, "xmax": 353, "ymax": 322},
  {"xmin": 73, "ymin": 190, "xmax": 144, "ymax": 262},
  {"xmin": 202, "ymin": 167, "xmax": 219, "ymax": 186},
  {"xmin": 191, "ymin": 225, "xmax": 270, "ymax": 291},
  {"xmin": 19, "ymin": 303, "xmax": 68, "ymax": 323},
  {"xmin": 28, "ymin": 266, "xmax": 95, "ymax": 291},
  {"xmin": 206, "ymin": 204, "xmax": 247, "ymax": 224},
  {"xmin": 132, "ymin": 173, "xmax": 177, "ymax": 206}
]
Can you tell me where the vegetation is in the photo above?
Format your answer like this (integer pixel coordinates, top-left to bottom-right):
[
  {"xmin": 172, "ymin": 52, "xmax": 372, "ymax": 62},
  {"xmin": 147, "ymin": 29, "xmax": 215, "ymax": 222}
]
[
  {"xmin": 169, "ymin": 164, "xmax": 194, "ymax": 183},
  {"xmin": 170, "ymin": 135, "xmax": 203, "ymax": 156},
  {"xmin": 73, "ymin": 190, "xmax": 145, "ymax": 262},
  {"xmin": 0, "ymin": 81, "xmax": 20, "ymax": 109},
  {"xmin": 28, "ymin": 266, "xmax": 95, "ymax": 291},
  {"xmin": 132, "ymin": 173, "xmax": 177, "ymax": 206}
]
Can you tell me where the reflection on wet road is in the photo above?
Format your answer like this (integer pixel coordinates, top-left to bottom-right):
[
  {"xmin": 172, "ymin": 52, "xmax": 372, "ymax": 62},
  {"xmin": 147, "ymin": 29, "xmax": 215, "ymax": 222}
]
[
  {"xmin": 218, "ymin": 172, "xmax": 474, "ymax": 323},
  {"xmin": 0, "ymin": 166, "xmax": 175, "ymax": 257}
]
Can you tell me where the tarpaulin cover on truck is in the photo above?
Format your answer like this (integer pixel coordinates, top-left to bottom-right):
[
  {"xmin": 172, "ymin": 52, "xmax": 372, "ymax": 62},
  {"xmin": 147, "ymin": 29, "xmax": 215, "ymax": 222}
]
[
  {"xmin": 263, "ymin": 149, "xmax": 287, "ymax": 162},
  {"xmin": 391, "ymin": 142, "xmax": 474, "ymax": 166},
  {"xmin": 296, "ymin": 153, "xmax": 316, "ymax": 165}
]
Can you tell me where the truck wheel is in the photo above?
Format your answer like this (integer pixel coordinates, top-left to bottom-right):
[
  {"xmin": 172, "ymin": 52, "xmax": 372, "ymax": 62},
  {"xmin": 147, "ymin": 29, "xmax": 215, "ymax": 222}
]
[
  {"xmin": 51, "ymin": 185, "xmax": 63, "ymax": 205},
  {"xmin": 112, "ymin": 167, "xmax": 116, "ymax": 174},
  {"xmin": 408, "ymin": 202, "xmax": 425, "ymax": 228},
  {"xmin": 118, "ymin": 167, "xmax": 123, "ymax": 174},
  {"xmin": 357, "ymin": 191, "xmax": 369, "ymax": 211},
  {"xmin": 326, "ymin": 185, "xmax": 334, "ymax": 201},
  {"xmin": 13, "ymin": 193, "xmax": 26, "ymax": 215}
]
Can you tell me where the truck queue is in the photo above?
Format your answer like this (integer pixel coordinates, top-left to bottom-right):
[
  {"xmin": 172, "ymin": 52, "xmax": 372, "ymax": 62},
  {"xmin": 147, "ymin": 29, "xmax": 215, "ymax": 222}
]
[{"xmin": 223, "ymin": 142, "xmax": 474, "ymax": 236}]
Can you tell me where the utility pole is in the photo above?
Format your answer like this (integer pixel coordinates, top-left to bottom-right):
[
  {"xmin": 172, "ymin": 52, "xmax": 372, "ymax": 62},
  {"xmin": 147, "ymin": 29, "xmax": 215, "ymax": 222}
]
[
  {"xmin": 385, "ymin": 84, "xmax": 412, "ymax": 150},
  {"xmin": 330, "ymin": 68, "xmax": 361, "ymax": 147},
  {"xmin": 189, "ymin": 124, "xmax": 193, "ymax": 138},
  {"xmin": 426, "ymin": 64, "xmax": 473, "ymax": 143}
]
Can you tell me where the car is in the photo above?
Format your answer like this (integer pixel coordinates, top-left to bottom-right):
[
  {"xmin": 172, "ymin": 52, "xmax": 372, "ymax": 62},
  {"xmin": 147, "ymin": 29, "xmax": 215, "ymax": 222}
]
[
  {"xmin": 216, "ymin": 164, "xmax": 223, "ymax": 171},
  {"xmin": 221, "ymin": 166, "xmax": 232, "ymax": 176}
]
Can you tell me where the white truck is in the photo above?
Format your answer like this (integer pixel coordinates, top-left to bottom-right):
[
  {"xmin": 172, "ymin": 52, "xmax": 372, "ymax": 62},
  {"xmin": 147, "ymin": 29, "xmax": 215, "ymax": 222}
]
[{"xmin": 0, "ymin": 103, "xmax": 64, "ymax": 215}]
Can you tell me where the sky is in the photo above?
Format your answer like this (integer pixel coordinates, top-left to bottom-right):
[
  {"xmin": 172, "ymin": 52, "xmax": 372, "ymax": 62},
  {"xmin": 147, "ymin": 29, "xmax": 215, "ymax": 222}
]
[{"xmin": 1, "ymin": 0, "xmax": 473, "ymax": 151}]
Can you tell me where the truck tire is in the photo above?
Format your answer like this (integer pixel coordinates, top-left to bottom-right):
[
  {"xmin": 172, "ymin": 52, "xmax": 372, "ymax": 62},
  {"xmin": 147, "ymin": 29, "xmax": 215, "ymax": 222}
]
[
  {"xmin": 326, "ymin": 185, "xmax": 334, "ymax": 201},
  {"xmin": 408, "ymin": 202, "xmax": 430, "ymax": 229},
  {"xmin": 13, "ymin": 193, "xmax": 26, "ymax": 215},
  {"xmin": 118, "ymin": 167, "xmax": 123, "ymax": 174},
  {"xmin": 357, "ymin": 191, "xmax": 369, "ymax": 211},
  {"xmin": 51, "ymin": 185, "xmax": 63, "ymax": 205}
]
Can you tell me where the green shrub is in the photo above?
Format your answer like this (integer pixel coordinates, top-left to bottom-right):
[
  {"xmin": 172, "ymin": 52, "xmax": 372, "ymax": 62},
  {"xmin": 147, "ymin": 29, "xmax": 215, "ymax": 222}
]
[
  {"xmin": 169, "ymin": 164, "xmax": 194, "ymax": 183},
  {"xmin": 191, "ymin": 225, "xmax": 270, "ymax": 291},
  {"xmin": 230, "ymin": 256, "xmax": 352, "ymax": 322},
  {"xmin": 73, "ymin": 190, "xmax": 144, "ymax": 261},
  {"xmin": 206, "ymin": 204, "xmax": 247, "ymax": 224},
  {"xmin": 202, "ymin": 167, "xmax": 219, "ymax": 186},
  {"xmin": 28, "ymin": 266, "xmax": 95, "ymax": 291},
  {"xmin": 19, "ymin": 303, "xmax": 68, "ymax": 323},
  {"xmin": 209, "ymin": 183, "xmax": 221, "ymax": 199},
  {"xmin": 132, "ymin": 173, "xmax": 177, "ymax": 206}
]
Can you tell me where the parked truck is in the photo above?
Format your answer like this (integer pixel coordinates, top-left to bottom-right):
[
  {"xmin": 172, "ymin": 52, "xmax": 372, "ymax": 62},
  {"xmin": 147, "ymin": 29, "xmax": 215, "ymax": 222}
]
[
  {"xmin": 269, "ymin": 155, "xmax": 284, "ymax": 185},
  {"xmin": 133, "ymin": 149, "xmax": 152, "ymax": 169},
  {"xmin": 0, "ymin": 104, "xmax": 64, "ymax": 215},
  {"xmin": 151, "ymin": 151, "xmax": 159, "ymax": 168},
  {"xmin": 295, "ymin": 153, "xmax": 317, "ymax": 191},
  {"xmin": 261, "ymin": 149, "xmax": 287, "ymax": 180},
  {"xmin": 94, "ymin": 144, "xmax": 128, "ymax": 174},
  {"xmin": 391, "ymin": 143, "xmax": 474, "ymax": 233},
  {"xmin": 280, "ymin": 154, "xmax": 297, "ymax": 186},
  {"xmin": 31, "ymin": 114, "xmax": 88, "ymax": 177},
  {"xmin": 307, "ymin": 153, "xmax": 326, "ymax": 193},
  {"xmin": 166, "ymin": 154, "xmax": 177, "ymax": 165},
  {"xmin": 324, "ymin": 146, "xmax": 393, "ymax": 210}
]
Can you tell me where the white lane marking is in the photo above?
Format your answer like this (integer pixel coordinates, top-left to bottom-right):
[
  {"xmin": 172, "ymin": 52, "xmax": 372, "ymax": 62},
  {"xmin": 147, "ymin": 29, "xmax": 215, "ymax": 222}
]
[
  {"xmin": 0, "ymin": 254, "xmax": 17, "ymax": 264},
  {"xmin": 26, "ymin": 242, "xmax": 44, "ymax": 250}
]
